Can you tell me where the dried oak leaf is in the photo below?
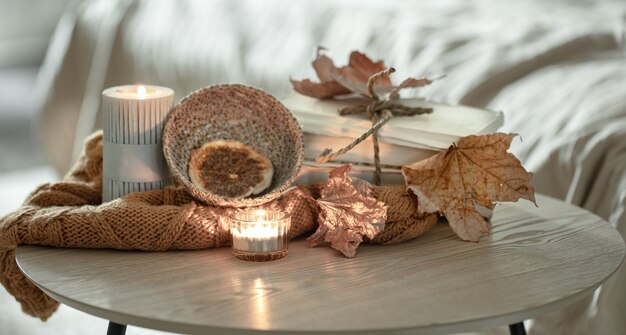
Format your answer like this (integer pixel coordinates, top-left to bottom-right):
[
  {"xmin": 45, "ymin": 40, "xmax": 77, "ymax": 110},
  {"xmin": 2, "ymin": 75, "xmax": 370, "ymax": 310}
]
[
  {"xmin": 291, "ymin": 50, "xmax": 432, "ymax": 99},
  {"xmin": 402, "ymin": 133, "xmax": 536, "ymax": 242},
  {"xmin": 307, "ymin": 165, "xmax": 387, "ymax": 257}
]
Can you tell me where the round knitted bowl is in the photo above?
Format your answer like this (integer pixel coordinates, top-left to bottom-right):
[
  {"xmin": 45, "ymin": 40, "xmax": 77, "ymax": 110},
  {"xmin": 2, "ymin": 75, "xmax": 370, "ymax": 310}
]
[{"xmin": 163, "ymin": 84, "xmax": 304, "ymax": 207}]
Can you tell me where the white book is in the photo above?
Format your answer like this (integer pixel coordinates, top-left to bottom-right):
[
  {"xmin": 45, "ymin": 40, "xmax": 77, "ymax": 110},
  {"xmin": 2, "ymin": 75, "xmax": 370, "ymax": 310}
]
[
  {"xmin": 282, "ymin": 94, "xmax": 504, "ymax": 150},
  {"xmin": 302, "ymin": 133, "xmax": 438, "ymax": 167},
  {"xmin": 281, "ymin": 94, "xmax": 504, "ymax": 184},
  {"xmin": 296, "ymin": 161, "xmax": 406, "ymax": 185}
]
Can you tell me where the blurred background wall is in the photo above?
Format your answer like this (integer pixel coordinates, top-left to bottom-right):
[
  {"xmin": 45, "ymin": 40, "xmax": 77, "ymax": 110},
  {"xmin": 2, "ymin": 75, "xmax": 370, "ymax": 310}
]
[{"xmin": 0, "ymin": 0, "xmax": 70, "ymax": 172}]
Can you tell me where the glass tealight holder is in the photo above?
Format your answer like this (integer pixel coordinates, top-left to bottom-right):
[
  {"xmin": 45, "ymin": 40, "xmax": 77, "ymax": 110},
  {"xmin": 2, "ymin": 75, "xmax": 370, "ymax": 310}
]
[{"xmin": 230, "ymin": 209, "xmax": 291, "ymax": 262}]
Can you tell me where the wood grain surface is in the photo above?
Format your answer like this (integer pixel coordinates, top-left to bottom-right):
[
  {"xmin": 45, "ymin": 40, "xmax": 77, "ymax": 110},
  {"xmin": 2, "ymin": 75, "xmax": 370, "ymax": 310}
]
[{"xmin": 16, "ymin": 195, "xmax": 625, "ymax": 335}]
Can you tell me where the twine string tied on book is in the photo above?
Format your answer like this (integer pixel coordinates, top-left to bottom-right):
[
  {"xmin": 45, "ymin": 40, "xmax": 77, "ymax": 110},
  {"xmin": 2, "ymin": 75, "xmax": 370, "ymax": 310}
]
[{"xmin": 316, "ymin": 67, "xmax": 433, "ymax": 185}]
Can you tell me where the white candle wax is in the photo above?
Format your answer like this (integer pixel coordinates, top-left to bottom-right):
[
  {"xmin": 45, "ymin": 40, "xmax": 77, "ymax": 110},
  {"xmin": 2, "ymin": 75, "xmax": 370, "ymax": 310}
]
[
  {"xmin": 230, "ymin": 209, "xmax": 291, "ymax": 261},
  {"xmin": 102, "ymin": 84, "xmax": 175, "ymax": 202},
  {"xmin": 232, "ymin": 223, "xmax": 281, "ymax": 252}
]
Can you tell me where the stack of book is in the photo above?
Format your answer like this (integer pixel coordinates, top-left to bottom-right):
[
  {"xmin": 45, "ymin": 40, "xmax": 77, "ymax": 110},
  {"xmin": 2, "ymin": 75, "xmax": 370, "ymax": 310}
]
[{"xmin": 280, "ymin": 95, "xmax": 503, "ymax": 185}]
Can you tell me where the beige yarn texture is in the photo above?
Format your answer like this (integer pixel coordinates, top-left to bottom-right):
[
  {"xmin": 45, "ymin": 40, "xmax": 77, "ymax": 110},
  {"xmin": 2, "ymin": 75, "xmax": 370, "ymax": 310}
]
[{"xmin": 0, "ymin": 131, "xmax": 436, "ymax": 321}]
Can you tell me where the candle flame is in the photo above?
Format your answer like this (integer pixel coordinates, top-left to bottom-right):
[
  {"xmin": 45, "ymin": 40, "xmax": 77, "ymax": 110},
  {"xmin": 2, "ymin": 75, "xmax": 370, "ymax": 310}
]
[
  {"xmin": 254, "ymin": 209, "xmax": 266, "ymax": 223},
  {"xmin": 136, "ymin": 85, "xmax": 147, "ymax": 99}
]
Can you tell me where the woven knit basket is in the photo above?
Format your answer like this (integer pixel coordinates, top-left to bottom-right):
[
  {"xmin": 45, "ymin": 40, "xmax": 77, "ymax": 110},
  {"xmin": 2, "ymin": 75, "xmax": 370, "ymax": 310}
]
[{"xmin": 163, "ymin": 84, "xmax": 304, "ymax": 207}]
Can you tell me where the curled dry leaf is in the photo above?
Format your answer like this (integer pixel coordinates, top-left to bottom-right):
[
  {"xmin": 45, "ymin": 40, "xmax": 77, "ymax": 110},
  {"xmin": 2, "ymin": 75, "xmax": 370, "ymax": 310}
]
[
  {"xmin": 289, "ymin": 78, "xmax": 351, "ymax": 99},
  {"xmin": 389, "ymin": 78, "xmax": 433, "ymax": 99},
  {"xmin": 331, "ymin": 51, "xmax": 390, "ymax": 96},
  {"xmin": 290, "ymin": 54, "xmax": 351, "ymax": 99},
  {"xmin": 402, "ymin": 133, "xmax": 536, "ymax": 242},
  {"xmin": 291, "ymin": 50, "xmax": 433, "ymax": 99},
  {"xmin": 307, "ymin": 165, "xmax": 387, "ymax": 257}
]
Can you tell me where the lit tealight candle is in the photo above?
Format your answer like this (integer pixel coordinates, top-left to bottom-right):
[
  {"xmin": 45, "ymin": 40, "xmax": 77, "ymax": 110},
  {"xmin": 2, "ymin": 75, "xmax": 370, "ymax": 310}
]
[
  {"xmin": 101, "ymin": 84, "xmax": 175, "ymax": 202},
  {"xmin": 230, "ymin": 209, "xmax": 291, "ymax": 262}
]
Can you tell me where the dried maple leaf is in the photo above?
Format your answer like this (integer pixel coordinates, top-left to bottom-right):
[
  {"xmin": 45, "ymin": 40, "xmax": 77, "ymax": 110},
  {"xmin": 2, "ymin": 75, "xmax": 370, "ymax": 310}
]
[
  {"xmin": 307, "ymin": 165, "xmax": 387, "ymax": 257},
  {"xmin": 290, "ymin": 54, "xmax": 351, "ymax": 99},
  {"xmin": 402, "ymin": 133, "xmax": 536, "ymax": 242},
  {"xmin": 389, "ymin": 78, "xmax": 433, "ymax": 99},
  {"xmin": 289, "ymin": 78, "xmax": 350, "ymax": 99},
  {"xmin": 331, "ymin": 51, "xmax": 391, "ymax": 95},
  {"xmin": 291, "ymin": 50, "xmax": 433, "ymax": 99}
]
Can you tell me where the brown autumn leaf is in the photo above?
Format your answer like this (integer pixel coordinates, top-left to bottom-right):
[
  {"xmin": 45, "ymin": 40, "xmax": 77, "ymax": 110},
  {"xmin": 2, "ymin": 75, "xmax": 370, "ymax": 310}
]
[
  {"xmin": 312, "ymin": 53, "xmax": 337, "ymax": 82},
  {"xmin": 291, "ymin": 50, "xmax": 433, "ymax": 99},
  {"xmin": 290, "ymin": 78, "xmax": 351, "ymax": 99},
  {"xmin": 307, "ymin": 165, "xmax": 387, "ymax": 257},
  {"xmin": 389, "ymin": 77, "xmax": 433, "ymax": 99},
  {"xmin": 402, "ymin": 133, "xmax": 536, "ymax": 242},
  {"xmin": 290, "ymin": 54, "xmax": 351, "ymax": 99},
  {"xmin": 331, "ymin": 51, "xmax": 391, "ymax": 95}
]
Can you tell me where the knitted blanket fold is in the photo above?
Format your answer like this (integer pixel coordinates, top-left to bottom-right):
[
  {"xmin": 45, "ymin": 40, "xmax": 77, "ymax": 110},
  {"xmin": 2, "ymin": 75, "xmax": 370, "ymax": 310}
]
[{"xmin": 0, "ymin": 131, "xmax": 436, "ymax": 320}]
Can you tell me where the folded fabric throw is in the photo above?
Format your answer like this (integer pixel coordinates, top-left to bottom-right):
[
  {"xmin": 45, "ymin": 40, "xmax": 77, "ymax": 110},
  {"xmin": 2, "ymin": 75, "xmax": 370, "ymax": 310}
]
[{"xmin": 0, "ymin": 131, "xmax": 436, "ymax": 320}]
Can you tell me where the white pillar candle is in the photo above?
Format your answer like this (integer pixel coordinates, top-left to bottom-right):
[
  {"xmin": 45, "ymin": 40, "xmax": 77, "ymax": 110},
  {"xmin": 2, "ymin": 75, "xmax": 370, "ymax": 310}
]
[{"xmin": 102, "ymin": 84, "xmax": 174, "ymax": 202}]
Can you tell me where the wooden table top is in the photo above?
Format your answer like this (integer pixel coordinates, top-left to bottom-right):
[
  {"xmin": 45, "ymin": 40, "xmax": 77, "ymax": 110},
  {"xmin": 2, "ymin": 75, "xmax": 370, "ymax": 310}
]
[{"xmin": 16, "ymin": 195, "xmax": 625, "ymax": 335}]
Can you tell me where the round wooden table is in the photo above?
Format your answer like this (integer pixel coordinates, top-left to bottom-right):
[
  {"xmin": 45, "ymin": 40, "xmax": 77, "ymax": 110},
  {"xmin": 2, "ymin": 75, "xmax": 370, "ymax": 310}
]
[{"xmin": 16, "ymin": 195, "xmax": 625, "ymax": 335}]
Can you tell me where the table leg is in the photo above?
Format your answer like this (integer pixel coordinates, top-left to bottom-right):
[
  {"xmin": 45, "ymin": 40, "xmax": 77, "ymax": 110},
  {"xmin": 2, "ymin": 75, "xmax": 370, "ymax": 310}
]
[
  {"xmin": 106, "ymin": 321, "xmax": 127, "ymax": 335},
  {"xmin": 509, "ymin": 322, "xmax": 527, "ymax": 335}
]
